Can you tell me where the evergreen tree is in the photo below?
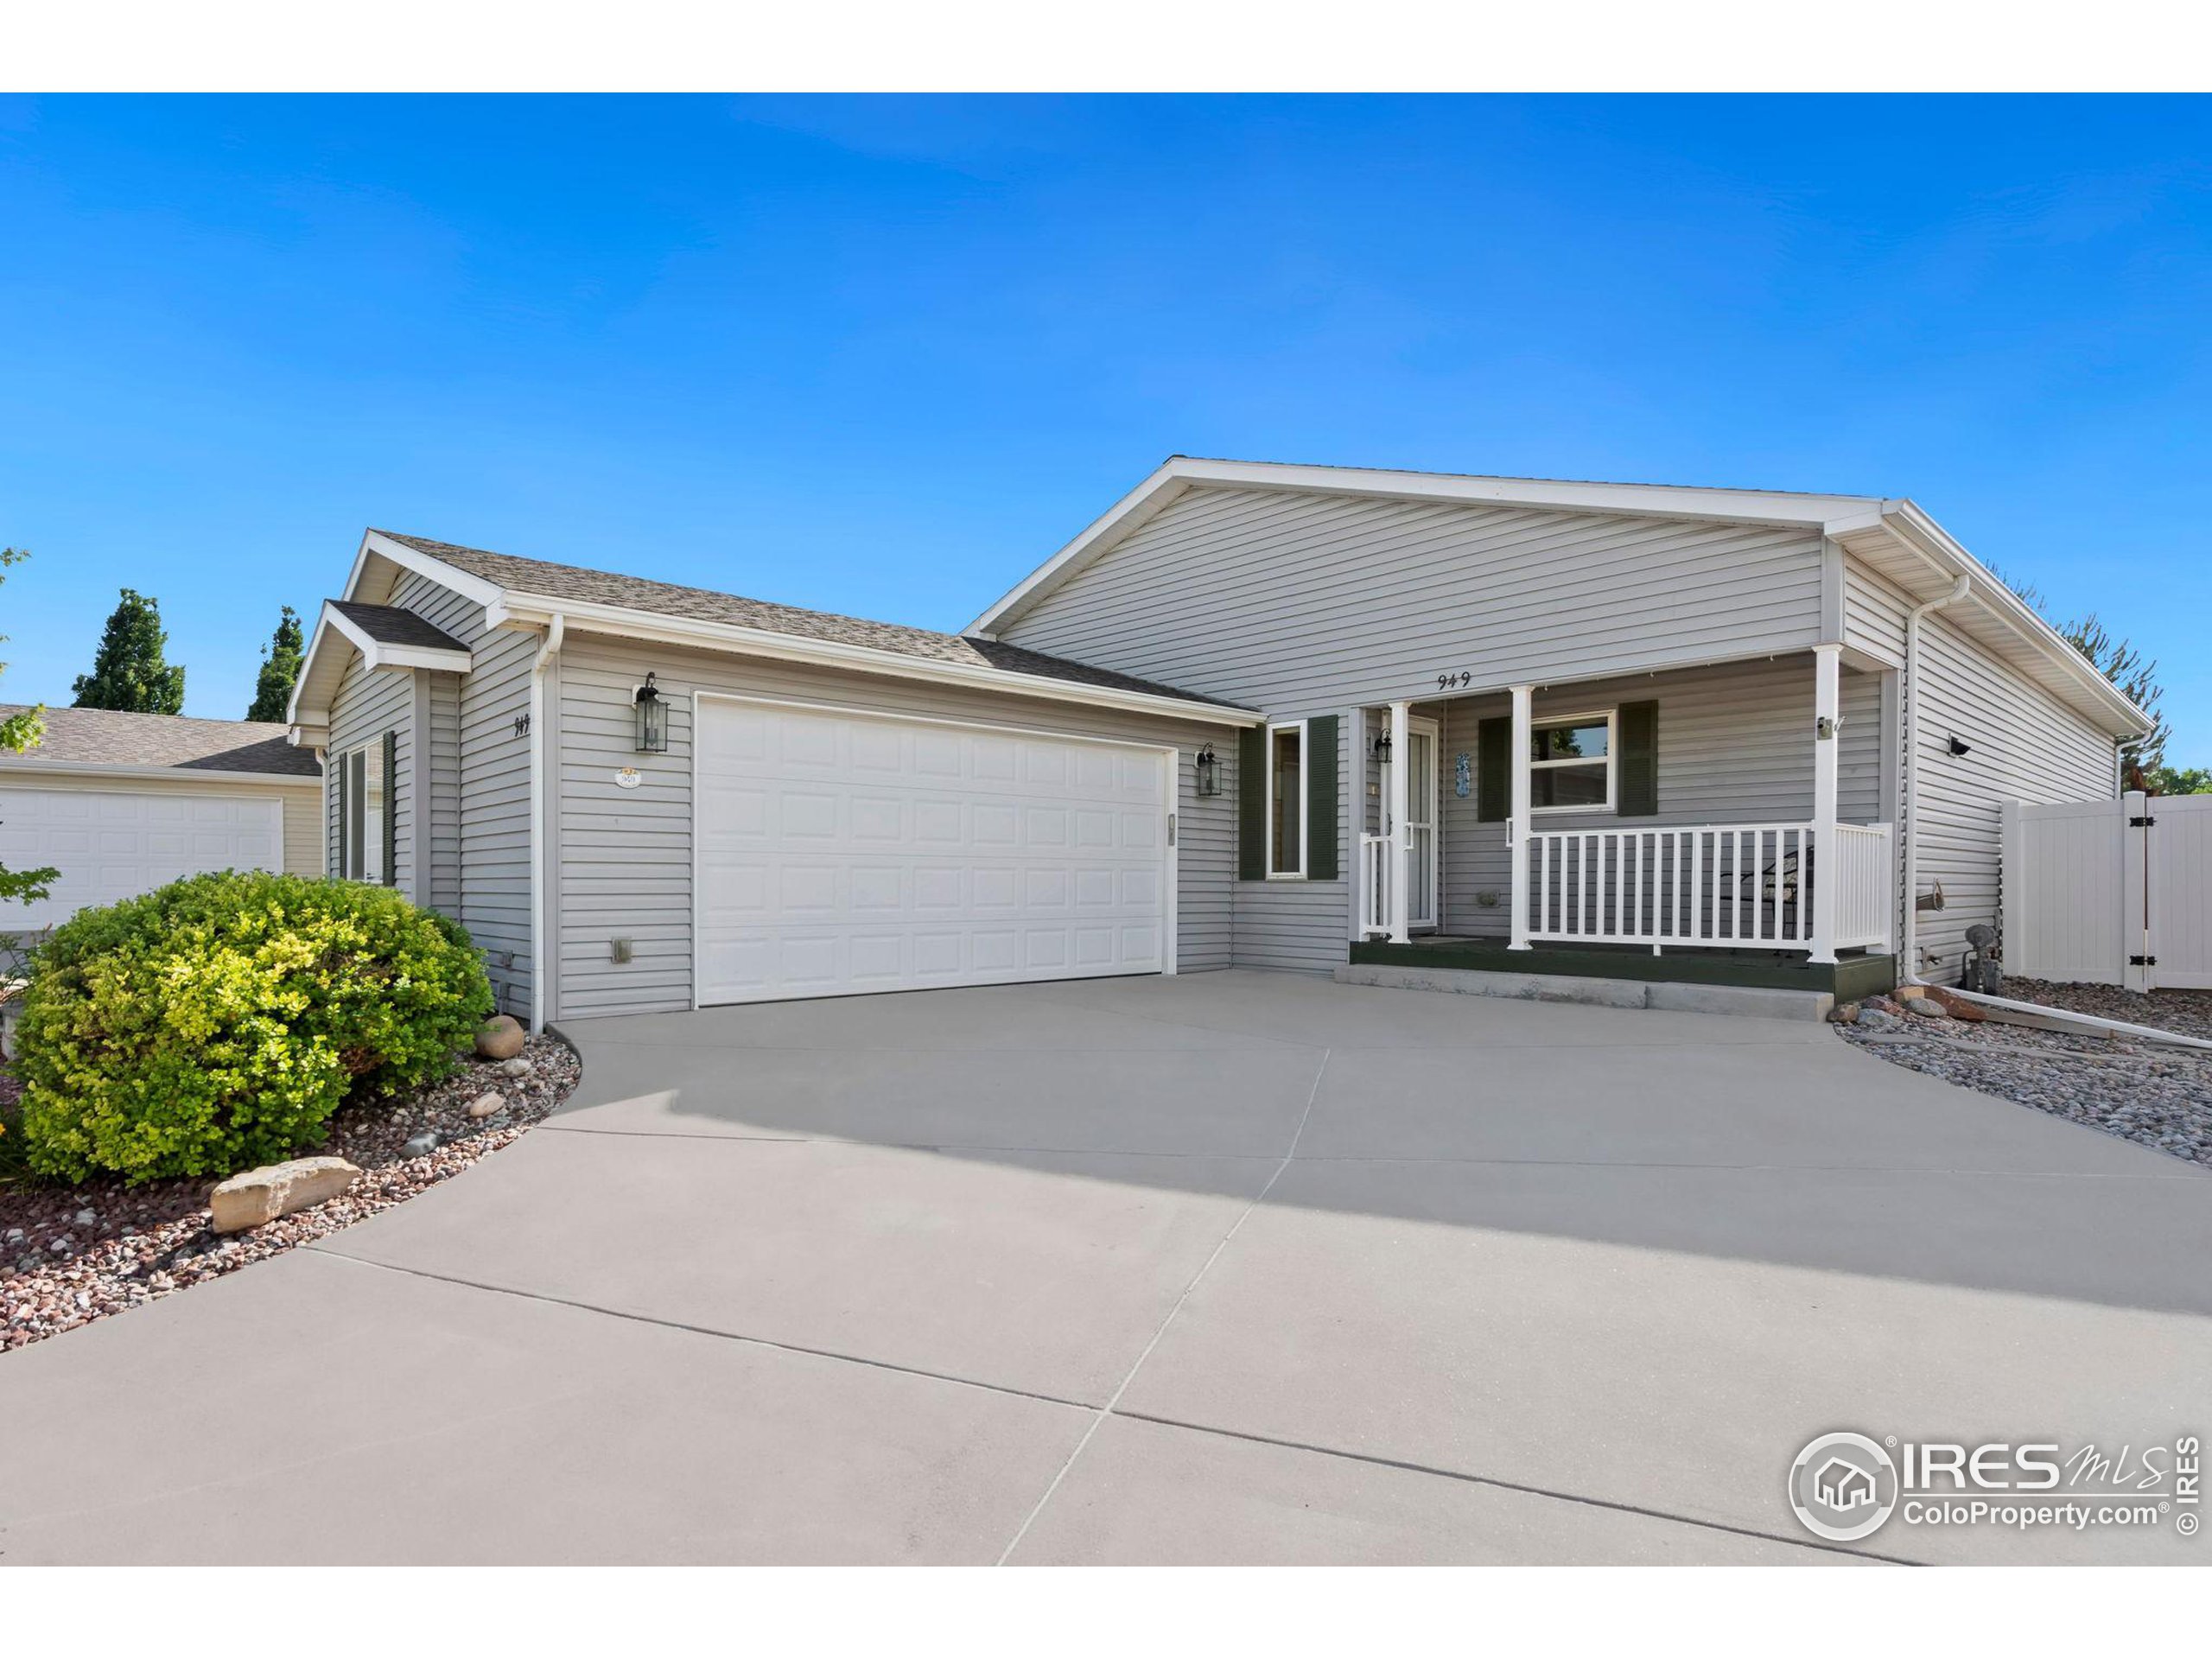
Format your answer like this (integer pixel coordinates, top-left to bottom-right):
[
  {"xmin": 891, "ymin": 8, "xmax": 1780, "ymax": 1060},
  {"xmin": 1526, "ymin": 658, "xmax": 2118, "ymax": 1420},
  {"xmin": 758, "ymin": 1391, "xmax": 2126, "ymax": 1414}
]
[
  {"xmin": 246, "ymin": 604, "xmax": 305, "ymax": 722},
  {"xmin": 71, "ymin": 588, "xmax": 187, "ymax": 715}
]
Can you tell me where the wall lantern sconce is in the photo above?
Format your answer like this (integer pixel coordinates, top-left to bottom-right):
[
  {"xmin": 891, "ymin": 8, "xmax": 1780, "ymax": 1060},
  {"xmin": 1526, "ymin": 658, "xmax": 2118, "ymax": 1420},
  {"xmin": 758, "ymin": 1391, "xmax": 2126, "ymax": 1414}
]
[
  {"xmin": 633, "ymin": 673, "xmax": 668, "ymax": 753},
  {"xmin": 1193, "ymin": 743, "xmax": 1219, "ymax": 797},
  {"xmin": 1946, "ymin": 734, "xmax": 1972, "ymax": 758},
  {"xmin": 1372, "ymin": 730, "xmax": 1394, "ymax": 761}
]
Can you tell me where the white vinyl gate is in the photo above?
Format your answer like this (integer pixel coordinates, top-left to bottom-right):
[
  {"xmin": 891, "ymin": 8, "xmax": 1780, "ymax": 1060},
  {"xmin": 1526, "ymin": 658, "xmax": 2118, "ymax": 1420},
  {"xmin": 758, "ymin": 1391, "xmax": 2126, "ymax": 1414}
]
[{"xmin": 2002, "ymin": 791, "xmax": 2212, "ymax": 990}]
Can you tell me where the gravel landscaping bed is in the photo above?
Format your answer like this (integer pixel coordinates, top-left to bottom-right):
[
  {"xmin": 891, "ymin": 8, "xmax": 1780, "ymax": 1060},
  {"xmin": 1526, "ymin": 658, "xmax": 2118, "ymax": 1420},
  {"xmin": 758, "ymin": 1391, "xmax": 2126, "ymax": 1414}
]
[
  {"xmin": 1836, "ymin": 989, "xmax": 2212, "ymax": 1169},
  {"xmin": 2003, "ymin": 977, "xmax": 2212, "ymax": 1045},
  {"xmin": 0, "ymin": 1036, "xmax": 579, "ymax": 1353}
]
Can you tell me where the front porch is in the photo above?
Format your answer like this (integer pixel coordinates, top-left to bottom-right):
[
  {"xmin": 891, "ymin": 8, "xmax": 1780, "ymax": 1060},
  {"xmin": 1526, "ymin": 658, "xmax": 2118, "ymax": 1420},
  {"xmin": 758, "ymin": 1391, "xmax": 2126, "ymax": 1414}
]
[{"xmin": 1345, "ymin": 646, "xmax": 1899, "ymax": 1000}]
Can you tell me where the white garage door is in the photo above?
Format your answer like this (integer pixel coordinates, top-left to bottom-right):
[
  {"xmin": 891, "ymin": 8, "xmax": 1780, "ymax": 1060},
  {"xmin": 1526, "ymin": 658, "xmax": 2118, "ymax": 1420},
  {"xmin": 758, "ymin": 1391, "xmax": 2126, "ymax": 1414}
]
[
  {"xmin": 696, "ymin": 699, "xmax": 1170, "ymax": 1005},
  {"xmin": 0, "ymin": 785, "xmax": 285, "ymax": 930}
]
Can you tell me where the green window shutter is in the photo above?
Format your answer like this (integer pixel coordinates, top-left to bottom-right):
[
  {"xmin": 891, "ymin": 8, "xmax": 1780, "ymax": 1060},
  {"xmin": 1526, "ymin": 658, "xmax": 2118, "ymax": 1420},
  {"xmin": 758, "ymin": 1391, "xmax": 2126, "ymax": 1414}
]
[
  {"xmin": 1477, "ymin": 715, "xmax": 1511, "ymax": 822},
  {"xmin": 1618, "ymin": 700, "xmax": 1659, "ymax": 817},
  {"xmin": 1306, "ymin": 715, "xmax": 1340, "ymax": 881},
  {"xmin": 1237, "ymin": 725, "xmax": 1266, "ymax": 880},
  {"xmin": 332, "ymin": 761, "xmax": 348, "ymax": 877},
  {"xmin": 381, "ymin": 729, "xmax": 399, "ymax": 886}
]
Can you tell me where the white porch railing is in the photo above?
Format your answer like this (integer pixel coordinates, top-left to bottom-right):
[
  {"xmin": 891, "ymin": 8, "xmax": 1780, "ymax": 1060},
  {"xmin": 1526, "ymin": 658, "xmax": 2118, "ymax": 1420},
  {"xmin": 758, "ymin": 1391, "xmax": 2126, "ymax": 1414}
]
[
  {"xmin": 1524, "ymin": 821, "xmax": 1894, "ymax": 954},
  {"xmin": 1832, "ymin": 822, "xmax": 1895, "ymax": 951},
  {"xmin": 1358, "ymin": 831, "xmax": 1393, "ymax": 938},
  {"xmin": 1357, "ymin": 819, "xmax": 1895, "ymax": 957}
]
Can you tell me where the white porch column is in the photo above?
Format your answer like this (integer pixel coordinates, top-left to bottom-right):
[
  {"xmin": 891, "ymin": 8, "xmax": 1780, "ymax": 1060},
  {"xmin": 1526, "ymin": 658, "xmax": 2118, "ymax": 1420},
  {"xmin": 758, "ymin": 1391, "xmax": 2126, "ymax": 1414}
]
[
  {"xmin": 1808, "ymin": 643, "xmax": 1842, "ymax": 965},
  {"xmin": 1387, "ymin": 698, "xmax": 1412, "ymax": 944},
  {"xmin": 1508, "ymin": 683, "xmax": 1533, "ymax": 950}
]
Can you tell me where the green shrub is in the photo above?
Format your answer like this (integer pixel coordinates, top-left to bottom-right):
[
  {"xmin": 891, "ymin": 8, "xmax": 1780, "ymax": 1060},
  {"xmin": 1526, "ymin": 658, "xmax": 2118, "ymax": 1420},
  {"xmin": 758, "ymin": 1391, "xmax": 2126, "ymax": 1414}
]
[{"xmin": 14, "ymin": 871, "xmax": 494, "ymax": 1184}]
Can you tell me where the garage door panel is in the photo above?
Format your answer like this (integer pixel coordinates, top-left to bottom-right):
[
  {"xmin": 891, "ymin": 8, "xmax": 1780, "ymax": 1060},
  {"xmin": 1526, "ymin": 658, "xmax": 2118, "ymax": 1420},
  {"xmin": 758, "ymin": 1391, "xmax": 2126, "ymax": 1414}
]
[
  {"xmin": 695, "ymin": 702, "xmax": 1169, "ymax": 1005},
  {"xmin": 0, "ymin": 786, "xmax": 286, "ymax": 929}
]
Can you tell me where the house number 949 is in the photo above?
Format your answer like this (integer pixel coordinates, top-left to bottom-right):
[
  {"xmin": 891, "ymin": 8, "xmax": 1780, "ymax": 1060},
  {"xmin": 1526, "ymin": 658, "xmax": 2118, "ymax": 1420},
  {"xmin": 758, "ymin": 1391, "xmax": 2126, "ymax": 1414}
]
[{"xmin": 1435, "ymin": 671, "xmax": 1474, "ymax": 691}]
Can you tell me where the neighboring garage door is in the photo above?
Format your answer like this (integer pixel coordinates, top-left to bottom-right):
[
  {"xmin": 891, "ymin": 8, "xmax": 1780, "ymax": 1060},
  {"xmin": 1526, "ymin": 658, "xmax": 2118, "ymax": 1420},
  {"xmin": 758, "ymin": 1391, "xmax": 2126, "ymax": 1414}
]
[
  {"xmin": 695, "ymin": 697, "xmax": 1170, "ymax": 1005},
  {"xmin": 0, "ymin": 785, "xmax": 285, "ymax": 930}
]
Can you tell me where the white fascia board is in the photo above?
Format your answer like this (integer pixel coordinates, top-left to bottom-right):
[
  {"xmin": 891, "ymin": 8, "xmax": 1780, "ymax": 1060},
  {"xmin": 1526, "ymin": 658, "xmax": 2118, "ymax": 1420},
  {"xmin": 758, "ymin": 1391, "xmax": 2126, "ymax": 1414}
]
[
  {"xmin": 1872, "ymin": 501, "xmax": 2151, "ymax": 736},
  {"xmin": 0, "ymin": 759, "xmax": 321, "ymax": 787},
  {"xmin": 969, "ymin": 455, "xmax": 1881, "ymax": 635},
  {"xmin": 497, "ymin": 593, "xmax": 1261, "ymax": 728},
  {"xmin": 284, "ymin": 609, "xmax": 347, "ymax": 728},
  {"xmin": 347, "ymin": 530, "xmax": 508, "ymax": 613}
]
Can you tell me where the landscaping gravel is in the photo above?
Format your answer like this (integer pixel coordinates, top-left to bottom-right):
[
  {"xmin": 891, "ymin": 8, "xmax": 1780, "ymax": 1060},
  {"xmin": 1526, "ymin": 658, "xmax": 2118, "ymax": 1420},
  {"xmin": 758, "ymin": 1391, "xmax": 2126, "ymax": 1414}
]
[
  {"xmin": 1837, "ymin": 987, "xmax": 2212, "ymax": 1169},
  {"xmin": 0, "ymin": 1037, "xmax": 579, "ymax": 1353}
]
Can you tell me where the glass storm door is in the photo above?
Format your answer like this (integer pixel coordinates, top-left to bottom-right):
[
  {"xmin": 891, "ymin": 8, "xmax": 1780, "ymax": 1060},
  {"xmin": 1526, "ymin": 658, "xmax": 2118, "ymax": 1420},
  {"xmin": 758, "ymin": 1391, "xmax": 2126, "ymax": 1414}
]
[{"xmin": 1385, "ymin": 718, "xmax": 1441, "ymax": 931}]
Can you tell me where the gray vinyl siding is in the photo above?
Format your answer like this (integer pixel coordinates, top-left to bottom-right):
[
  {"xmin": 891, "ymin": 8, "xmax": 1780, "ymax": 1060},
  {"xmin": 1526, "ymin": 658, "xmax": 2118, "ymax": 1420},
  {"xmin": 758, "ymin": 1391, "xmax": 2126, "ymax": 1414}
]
[
  {"xmin": 998, "ymin": 485, "xmax": 1828, "ymax": 970},
  {"xmin": 1910, "ymin": 609, "xmax": 2114, "ymax": 984},
  {"xmin": 550, "ymin": 632, "xmax": 1234, "ymax": 1020},
  {"xmin": 425, "ymin": 668, "xmax": 461, "ymax": 913},
  {"xmin": 280, "ymin": 787, "xmax": 321, "ymax": 876},
  {"xmin": 387, "ymin": 569, "xmax": 535, "ymax": 1019},
  {"xmin": 1005, "ymin": 486, "xmax": 1828, "ymax": 708},
  {"xmin": 1842, "ymin": 553, "xmax": 1912, "ymax": 665},
  {"xmin": 323, "ymin": 650, "xmax": 416, "ymax": 892},
  {"xmin": 1427, "ymin": 655, "xmax": 1885, "ymax": 938}
]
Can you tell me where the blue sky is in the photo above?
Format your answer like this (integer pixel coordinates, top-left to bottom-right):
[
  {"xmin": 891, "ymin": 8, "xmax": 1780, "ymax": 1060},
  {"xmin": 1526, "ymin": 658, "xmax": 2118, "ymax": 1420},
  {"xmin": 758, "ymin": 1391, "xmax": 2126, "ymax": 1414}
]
[{"xmin": 2, "ymin": 94, "xmax": 2206, "ymax": 760}]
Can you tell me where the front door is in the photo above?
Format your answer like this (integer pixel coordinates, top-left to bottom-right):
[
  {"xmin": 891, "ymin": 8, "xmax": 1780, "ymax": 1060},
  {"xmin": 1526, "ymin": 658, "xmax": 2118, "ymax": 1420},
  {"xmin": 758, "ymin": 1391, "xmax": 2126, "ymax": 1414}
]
[{"xmin": 1384, "ymin": 717, "xmax": 1440, "ymax": 931}]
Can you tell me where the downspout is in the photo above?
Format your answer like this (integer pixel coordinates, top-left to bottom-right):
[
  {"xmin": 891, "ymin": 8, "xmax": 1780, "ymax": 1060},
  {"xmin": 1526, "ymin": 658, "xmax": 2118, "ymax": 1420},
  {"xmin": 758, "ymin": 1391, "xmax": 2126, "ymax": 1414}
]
[
  {"xmin": 527, "ymin": 613, "xmax": 565, "ymax": 1033},
  {"xmin": 1898, "ymin": 575, "xmax": 1970, "ymax": 986}
]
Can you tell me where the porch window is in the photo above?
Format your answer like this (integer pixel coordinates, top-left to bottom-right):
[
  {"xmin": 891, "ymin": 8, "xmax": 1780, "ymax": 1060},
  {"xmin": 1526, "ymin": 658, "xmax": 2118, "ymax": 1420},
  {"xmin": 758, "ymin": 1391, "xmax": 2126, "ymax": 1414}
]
[
  {"xmin": 1266, "ymin": 721, "xmax": 1306, "ymax": 878},
  {"xmin": 1529, "ymin": 710, "xmax": 1614, "ymax": 813}
]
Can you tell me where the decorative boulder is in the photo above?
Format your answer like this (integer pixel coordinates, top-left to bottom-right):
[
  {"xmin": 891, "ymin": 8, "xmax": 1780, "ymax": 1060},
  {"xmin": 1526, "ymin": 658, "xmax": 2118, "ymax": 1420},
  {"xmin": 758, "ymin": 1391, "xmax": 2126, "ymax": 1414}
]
[
  {"xmin": 1905, "ymin": 998, "xmax": 1954, "ymax": 1020},
  {"xmin": 1827, "ymin": 1001, "xmax": 1861, "ymax": 1025},
  {"xmin": 1925, "ymin": 987, "xmax": 1986, "ymax": 1022},
  {"xmin": 210, "ymin": 1157, "xmax": 362, "ymax": 1234},
  {"xmin": 475, "ymin": 1016, "xmax": 526, "ymax": 1061},
  {"xmin": 467, "ymin": 1091, "xmax": 506, "ymax": 1120},
  {"xmin": 400, "ymin": 1131, "xmax": 440, "ymax": 1159},
  {"xmin": 1893, "ymin": 985, "xmax": 1928, "ymax": 1001}
]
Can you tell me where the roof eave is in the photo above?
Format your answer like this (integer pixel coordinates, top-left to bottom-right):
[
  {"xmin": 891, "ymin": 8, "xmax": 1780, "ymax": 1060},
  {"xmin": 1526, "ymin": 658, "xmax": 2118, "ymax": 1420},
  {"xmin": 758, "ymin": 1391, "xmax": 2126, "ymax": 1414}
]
[
  {"xmin": 1862, "ymin": 501, "xmax": 2152, "ymax": 737},
  {"xmin": 497, "ymin": 591, "xmax": 1259, "ymax": 727}
]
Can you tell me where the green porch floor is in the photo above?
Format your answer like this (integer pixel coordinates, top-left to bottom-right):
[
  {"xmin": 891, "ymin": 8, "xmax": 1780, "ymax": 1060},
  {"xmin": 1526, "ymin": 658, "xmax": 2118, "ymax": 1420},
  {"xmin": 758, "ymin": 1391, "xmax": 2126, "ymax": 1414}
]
[{"xmin": 1348, "ymin": 937, "xmax": 1897, "ymax": 1001}]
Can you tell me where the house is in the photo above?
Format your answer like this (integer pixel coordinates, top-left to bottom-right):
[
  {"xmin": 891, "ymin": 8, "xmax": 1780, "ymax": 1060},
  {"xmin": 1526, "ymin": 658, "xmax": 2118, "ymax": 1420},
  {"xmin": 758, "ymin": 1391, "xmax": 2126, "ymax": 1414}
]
[
  {"xmin": 287, "ymin": 459, "xmax": 2147, "ymax": 1027},
  {"xmin": 0, "ymin": 705, "xmax": 324, "ymax": 931},
  {"xmin": 1814, "ymin": 1457, "xmax": 1879, "ymax": 1512}
]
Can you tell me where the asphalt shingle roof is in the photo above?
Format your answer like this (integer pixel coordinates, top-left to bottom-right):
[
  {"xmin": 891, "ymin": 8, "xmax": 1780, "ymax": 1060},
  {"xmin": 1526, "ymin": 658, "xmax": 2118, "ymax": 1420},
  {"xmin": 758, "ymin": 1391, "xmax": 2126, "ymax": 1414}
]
[
  {"xmin": 372, "ymin": 531, "xmax": 1248, "ymax": 711},
  {"xmin": 331, "ymin": 601, "xmax": 471, "ymax": 654},
  {"xmin": 0, "ymin": 705, "xmax": 321, "ymax": 778}
]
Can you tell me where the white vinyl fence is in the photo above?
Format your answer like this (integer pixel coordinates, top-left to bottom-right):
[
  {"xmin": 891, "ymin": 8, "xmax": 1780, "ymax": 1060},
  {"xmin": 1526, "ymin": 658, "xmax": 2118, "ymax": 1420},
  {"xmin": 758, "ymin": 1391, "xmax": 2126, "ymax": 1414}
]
[{"xmin": 2001, "ymin": 791, "xmax": 2212, "ymax": 990}]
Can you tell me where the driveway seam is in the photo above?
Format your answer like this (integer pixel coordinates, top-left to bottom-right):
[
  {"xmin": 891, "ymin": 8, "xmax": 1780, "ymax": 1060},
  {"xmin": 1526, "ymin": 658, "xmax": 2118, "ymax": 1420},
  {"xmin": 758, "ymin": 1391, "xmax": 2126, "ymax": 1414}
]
[
  {"xmin": 300, "ymin": 1244, "xmax": 1099, "ymax": 1414},
  {"xmin": 1107, "ymin": 1409, "xmax": 1921, "ymax": 1566},
  {"xmin": 994, "ymin": 1046, "xmax": 1336, "ymax": 1565}
]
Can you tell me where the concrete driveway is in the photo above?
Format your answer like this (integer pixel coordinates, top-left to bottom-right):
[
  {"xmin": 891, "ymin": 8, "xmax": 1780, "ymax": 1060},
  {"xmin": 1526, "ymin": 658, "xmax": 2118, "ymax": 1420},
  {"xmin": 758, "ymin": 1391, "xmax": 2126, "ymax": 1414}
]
[{"xmin": 3, "ymin": 970, "xmax": 2208, "ymax": 1565}]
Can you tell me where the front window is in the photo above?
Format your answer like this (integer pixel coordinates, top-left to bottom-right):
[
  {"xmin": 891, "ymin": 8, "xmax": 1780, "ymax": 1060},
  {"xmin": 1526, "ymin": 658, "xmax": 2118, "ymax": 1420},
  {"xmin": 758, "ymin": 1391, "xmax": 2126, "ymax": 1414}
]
[
  {"xmin": 341, "ymin": 737, "xmax": 391, "ymax": 883},
  {"xmin": 1267, "ymin": 721, "xmax": 1306, "ymax": 877},
  {"xmin": 1530, "ymin": 711, "xmax": 1614, "ymax": 812}
]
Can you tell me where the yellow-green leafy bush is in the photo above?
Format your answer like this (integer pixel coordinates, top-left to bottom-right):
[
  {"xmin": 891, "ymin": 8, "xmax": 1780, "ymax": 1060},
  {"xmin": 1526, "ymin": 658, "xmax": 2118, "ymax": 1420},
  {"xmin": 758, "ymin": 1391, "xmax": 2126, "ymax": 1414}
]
[{"xmin": 15, "ymin": 871, "xmax": 493, "ymax": 1184}]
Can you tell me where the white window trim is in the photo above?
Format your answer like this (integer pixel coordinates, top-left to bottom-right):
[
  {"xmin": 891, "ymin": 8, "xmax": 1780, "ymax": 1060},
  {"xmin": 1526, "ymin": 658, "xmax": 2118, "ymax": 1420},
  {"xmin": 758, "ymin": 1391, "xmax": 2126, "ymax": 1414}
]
[
  {"xmin": 1263, "ymin": 718, "xmax": 1309, "ymax": 880},
  {"xmin": 1528, "ymin": 707, "xmax": 1618, "ymax": 817},
  {"xmin": 337, "ymin": 737, "xmax": 392, "ymax": 884}
]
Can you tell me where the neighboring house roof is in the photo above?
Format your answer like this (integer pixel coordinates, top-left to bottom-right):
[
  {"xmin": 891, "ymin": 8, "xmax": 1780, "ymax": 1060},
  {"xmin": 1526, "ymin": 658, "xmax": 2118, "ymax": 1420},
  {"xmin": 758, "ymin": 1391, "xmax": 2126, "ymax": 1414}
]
[
  {"xmin": 362, "ymin": 530, "xmax": 1251, "ymax": 714},
  {"xmin": 963, "ymin": 455, "xmax": 2150, "ymax": 738},
  {"xmin": 0, "ymin": 704, "xmax": 321, "ymax": 779},
  {"xmin": 329, "ymin": 600, "xmax": 471, "ymax": 653}
]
